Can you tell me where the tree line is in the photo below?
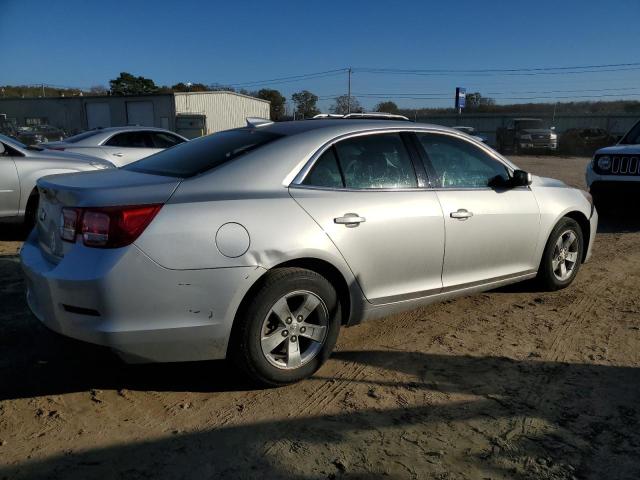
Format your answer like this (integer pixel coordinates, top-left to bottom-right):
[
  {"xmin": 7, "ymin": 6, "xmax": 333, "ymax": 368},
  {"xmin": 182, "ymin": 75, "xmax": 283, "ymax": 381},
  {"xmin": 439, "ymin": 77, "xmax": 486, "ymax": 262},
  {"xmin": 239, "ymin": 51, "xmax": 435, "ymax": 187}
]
[{"xmin": 3, "ymin": 73, "xmax": 639, "ymax": 120}]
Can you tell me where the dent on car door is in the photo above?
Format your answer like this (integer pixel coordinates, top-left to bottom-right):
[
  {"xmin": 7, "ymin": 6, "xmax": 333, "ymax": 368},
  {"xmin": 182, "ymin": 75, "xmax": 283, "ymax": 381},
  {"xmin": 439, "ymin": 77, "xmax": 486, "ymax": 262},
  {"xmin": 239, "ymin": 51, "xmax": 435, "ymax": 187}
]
[
  {"xmin": 289, "ymin": 132, "xmax": 445, "ymax": 303},
  {"xmin": 0, "ymin": 146, "xmax": 20, "ymax": 217},
  {"xmin": 415, "ymin": 132, "xmax": 540, "ymax": 288}
]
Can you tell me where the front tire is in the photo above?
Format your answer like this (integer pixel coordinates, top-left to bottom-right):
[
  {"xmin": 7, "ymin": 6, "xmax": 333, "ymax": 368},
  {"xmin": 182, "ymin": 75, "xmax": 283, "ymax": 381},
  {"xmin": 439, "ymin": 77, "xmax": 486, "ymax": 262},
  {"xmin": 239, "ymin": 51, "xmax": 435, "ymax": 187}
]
[
  {"xmin": 537, "ymin": 217, "xmax": 584, "ymax": 291},
  {"xmin": 230, "ymin": 268, "xmax": 341, "ymax": 386}
]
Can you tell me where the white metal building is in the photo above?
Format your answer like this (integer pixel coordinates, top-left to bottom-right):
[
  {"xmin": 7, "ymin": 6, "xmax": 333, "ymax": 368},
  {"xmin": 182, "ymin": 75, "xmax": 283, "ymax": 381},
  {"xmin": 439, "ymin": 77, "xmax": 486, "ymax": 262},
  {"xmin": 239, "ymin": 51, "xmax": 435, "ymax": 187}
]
[
  {"xmin": 174, "ymin": 91, "xmax": 270, "ymax": 134},
  {"xmin": 0, "ymin": 91, "xmax": 270, "ymax": 138}
]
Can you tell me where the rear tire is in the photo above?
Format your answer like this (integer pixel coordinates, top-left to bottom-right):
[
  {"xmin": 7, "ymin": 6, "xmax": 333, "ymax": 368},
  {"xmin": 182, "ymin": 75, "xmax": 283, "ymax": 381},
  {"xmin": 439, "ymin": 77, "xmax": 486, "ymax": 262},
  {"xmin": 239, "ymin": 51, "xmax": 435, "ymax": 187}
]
[
  {"xmin": 537, "ymin": 217, "xmax": 584, "ymax": 291},
  {"xmin": 23, "ymin": 191, "xmax": 39, "ymax": 233},
  {"xmin": 230, "ymin": 267, "xmax": 341, "ymax": 387}
]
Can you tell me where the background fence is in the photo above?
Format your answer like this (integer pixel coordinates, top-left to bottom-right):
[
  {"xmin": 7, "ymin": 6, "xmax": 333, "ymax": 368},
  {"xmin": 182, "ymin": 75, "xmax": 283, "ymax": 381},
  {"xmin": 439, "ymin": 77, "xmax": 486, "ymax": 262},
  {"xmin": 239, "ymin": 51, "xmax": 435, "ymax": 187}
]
[{"xmin": 414, "ymin": 113, "xmax": 639, "ymax": 147}]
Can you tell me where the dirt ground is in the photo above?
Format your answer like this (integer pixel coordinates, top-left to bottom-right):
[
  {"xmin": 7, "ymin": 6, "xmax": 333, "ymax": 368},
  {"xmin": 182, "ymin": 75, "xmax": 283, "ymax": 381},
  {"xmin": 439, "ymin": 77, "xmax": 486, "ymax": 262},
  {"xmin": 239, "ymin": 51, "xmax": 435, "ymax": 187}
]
[{"xmin": 1, "ymin": 155, "xmax": 640, "ymax": 480}]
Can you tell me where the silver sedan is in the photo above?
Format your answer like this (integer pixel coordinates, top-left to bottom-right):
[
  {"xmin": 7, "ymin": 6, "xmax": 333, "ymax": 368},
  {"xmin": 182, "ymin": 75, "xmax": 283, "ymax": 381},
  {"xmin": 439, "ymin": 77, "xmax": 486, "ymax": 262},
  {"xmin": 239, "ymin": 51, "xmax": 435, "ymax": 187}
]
[
  {"xmin": 0, "ymin": 134, "xmax": 113, "ymax": 228},
  {"xmin": 21, "ymin": 119, "xmax": 597, "ymax": 385},
  {"xmin": 41, "ymin": 126, "xmax": 188, "ymax": 166}
]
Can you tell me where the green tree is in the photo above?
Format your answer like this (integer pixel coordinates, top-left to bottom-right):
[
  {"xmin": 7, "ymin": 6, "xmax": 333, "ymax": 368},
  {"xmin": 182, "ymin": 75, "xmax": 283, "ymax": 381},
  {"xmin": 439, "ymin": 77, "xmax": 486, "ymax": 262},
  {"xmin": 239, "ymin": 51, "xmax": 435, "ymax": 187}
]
[
  {"xmin": 255, "ymin": 89, "xmax": 286, "ymax": 120},
  {"xmin": 291, "ymin": 90, "xmax": 320, "ymax": 119},
  {"xmin": 171, "ymin": 82, "xmax": 209, "ymax": 92},
  {"xmin": 330, "ymin": 95, "xmax": 363, "ymax": 115},
  {"xmin": 465, "ymin": 92, "xmax": 496, "ymax": 110},
  {"xmin": 374, "ymin": 101, "xmax": 400, "ymax": 114},
  {"xmin": 109, "ymin": 72, "xmax": 158, "ymax": 96}
]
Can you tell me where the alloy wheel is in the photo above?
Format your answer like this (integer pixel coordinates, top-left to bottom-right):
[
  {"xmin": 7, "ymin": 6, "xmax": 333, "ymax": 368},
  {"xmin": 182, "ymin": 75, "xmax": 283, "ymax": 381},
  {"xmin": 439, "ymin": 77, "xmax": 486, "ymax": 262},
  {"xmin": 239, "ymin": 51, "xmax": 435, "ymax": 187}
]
[
  {"xmin": 552, "ymin": 229, "xmax": 579, "ymax": 281},
  {"xmin": 260, "ymin": 290, "xmax": 329, "ymax": 370}
]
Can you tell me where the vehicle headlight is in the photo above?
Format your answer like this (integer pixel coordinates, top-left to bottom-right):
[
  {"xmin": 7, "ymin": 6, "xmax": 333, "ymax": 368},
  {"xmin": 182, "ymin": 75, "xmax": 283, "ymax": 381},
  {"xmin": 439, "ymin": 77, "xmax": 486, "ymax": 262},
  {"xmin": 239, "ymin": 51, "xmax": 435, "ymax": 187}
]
[
  {"xmin": 550, "ymin": 133, "xmax": 557, "ymax": 140},
  {"xmin": 596, "ymin": 156, "xmax": 611, "ymax": 170},
  {"xmin": 90, "ymin": 161, "xmax": 113, "ymax": 170},
  {"xmin": 520, "ymin": 134, "xmax": 532, "ymax": 140}
]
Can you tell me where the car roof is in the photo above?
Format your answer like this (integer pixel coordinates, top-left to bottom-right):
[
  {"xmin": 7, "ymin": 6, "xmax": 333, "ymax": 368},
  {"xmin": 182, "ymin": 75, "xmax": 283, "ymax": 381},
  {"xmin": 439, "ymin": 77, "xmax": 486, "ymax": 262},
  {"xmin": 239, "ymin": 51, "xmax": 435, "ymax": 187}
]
[{"xmin": 252, "ymin": 119, "xmax": 457, "ymax": 137}]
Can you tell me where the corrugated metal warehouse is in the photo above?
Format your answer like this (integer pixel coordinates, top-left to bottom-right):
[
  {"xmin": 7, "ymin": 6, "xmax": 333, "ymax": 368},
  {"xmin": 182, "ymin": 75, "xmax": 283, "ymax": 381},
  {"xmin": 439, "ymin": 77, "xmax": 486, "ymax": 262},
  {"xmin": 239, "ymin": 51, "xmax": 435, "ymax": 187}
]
[{"xmin": 0, "ymin": 91, "xmax": 270, "ymax": 138}]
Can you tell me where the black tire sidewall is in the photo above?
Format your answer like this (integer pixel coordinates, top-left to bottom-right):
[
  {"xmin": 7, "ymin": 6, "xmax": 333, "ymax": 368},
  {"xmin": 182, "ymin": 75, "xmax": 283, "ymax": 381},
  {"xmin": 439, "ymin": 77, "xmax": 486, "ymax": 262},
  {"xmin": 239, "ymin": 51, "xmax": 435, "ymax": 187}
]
[
  {"xmin": 234, "ymin": 269, "xmax": 341, "ymax": 386},
  {"xmin": 539, "ymin": 218, "xmax": 584, "ymax": 290}
]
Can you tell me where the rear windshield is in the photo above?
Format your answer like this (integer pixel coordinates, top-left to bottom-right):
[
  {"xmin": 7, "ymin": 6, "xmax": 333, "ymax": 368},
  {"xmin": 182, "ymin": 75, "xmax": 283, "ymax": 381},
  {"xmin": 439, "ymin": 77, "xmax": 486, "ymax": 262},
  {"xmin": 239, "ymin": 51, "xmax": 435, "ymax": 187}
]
[
  {"xmin": 124, "ymin": 129, "xmax": 283, "ymax": 178},
  {"xmin": 64, "ymin": 130, "xmax": 103, "ymax": 143}
]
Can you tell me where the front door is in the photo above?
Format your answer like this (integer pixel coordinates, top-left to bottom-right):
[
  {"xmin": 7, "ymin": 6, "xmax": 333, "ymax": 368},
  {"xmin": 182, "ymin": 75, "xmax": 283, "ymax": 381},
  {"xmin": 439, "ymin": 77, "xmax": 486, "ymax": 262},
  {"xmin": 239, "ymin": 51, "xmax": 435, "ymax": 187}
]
[
  {"xmin": 415, "ymin": 132, "xmax": 540, "ymax": 288},
  {"xmin": 290, "ymin": 132, "xmax": 445, "ymax": 303}
]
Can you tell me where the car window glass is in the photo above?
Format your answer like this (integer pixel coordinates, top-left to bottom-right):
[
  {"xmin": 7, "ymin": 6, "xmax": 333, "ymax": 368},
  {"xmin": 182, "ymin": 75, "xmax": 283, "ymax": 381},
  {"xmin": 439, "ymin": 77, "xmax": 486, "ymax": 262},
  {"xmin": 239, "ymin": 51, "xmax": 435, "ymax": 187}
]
[
  {"xmin": 125, "ymin": 129, "xmax": 283, "ymax": 178},
  {"xmin": 417, "ymin": 133, "xmax": 509, "ymax": 189},
  {"xmin": 105, "ymin": 132, "xmax": 154, "ymax": 148},
  {"xmin": 151, "ymin": 132, "xmax": 185, "ymax": 148},
  {"xmin": 333, "ymin": 133, "xmax": 417, "ymax": 189},
  {"xmin": 302, "ymin": 148, "xmax": 344, "ymax": 188}
]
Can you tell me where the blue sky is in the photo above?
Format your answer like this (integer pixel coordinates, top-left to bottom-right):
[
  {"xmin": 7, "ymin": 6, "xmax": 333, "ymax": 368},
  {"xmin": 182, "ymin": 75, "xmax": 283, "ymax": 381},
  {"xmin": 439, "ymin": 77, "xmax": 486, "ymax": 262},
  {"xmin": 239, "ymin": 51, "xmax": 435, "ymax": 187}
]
[{"xmin": 1, "ymin": 0, "xmax": 639, "ymax": 111}]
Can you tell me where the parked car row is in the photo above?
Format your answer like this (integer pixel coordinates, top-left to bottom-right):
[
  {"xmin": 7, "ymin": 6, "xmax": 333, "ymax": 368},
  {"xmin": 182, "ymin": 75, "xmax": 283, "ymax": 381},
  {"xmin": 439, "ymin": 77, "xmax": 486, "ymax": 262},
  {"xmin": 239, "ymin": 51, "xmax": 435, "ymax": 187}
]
[
  {"xmin": 17, "ymin": 115, "xmax": 598, "ymax": 387},
  {"xmin": 0, "ymin": 126, "xmax": 188, "ymax": 228}
]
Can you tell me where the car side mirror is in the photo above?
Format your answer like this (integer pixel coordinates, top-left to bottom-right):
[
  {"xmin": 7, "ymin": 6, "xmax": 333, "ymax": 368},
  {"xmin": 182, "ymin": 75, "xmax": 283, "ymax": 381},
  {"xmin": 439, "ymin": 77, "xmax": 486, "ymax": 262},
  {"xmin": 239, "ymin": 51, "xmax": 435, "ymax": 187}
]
[
  {"xmin": 0, "ymin": 143, "xmax": 5, "ymax": 155},
  {"xmin": 511, "ymin": 169, "xmax": 532, "ymax": 187}
]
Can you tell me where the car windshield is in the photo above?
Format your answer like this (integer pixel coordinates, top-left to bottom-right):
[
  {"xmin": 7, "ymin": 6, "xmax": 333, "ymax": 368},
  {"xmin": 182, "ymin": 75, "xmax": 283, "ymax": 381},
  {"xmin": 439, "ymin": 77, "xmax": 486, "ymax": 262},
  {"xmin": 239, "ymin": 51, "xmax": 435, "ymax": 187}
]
[
  {"xmin": 621, "ymin": 121, "xmax": 640, "ymax": 145},
  {"xmin": 124, "ymin": 128, "xmax": 284, "ymax": 178},
  {"xmin": 517, "ymin": 120, "xmax": 546, "ymax": 130},
  {"xmin": 63, "ymin": 130, "xmax": 103, "ymax": 143}
]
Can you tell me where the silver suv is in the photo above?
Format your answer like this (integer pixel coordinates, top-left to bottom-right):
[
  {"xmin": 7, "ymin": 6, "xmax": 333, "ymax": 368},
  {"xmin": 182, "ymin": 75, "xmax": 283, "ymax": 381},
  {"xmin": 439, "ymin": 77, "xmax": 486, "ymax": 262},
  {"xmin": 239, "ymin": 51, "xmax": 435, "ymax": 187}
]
[
  {"xmin": 586, "ymin": 119, "xmax": 640, "ymax": 206},
  {"xmin": 21, "ymin": 119, "xmax": 597, "ymax": 385}
]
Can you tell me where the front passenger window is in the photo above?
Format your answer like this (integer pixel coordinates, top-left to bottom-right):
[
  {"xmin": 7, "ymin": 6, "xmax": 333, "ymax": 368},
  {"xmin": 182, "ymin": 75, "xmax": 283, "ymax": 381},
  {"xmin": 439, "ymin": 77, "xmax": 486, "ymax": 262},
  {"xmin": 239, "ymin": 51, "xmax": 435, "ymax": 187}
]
[{"xmin": 417, "ymin": 133, "xmax": 509, "ymax": 189}]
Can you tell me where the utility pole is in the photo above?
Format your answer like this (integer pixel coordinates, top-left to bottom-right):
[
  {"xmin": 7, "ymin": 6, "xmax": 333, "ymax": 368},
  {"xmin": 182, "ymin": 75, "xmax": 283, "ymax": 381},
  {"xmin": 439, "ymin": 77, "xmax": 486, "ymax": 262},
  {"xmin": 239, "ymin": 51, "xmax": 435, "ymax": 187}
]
[
  {"xmin": 347, "ymin": 67, "xmax": 352, "ymax": 114},
  {"xmin": 41, "ymin": 84, "xmax": 45, "ymax": 97}
]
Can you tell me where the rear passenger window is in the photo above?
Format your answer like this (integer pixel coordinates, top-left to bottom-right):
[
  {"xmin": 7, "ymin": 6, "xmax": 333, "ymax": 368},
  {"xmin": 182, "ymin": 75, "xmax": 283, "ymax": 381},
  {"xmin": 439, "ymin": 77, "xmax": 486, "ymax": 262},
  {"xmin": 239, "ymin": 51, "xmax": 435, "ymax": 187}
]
[
  {"xmin": 335, "ymin": 133, "xmax": 417, "ymax": 189},
  {"xmin": 303, "ymin": 148, "xmax": 344, "ymax": 188}
]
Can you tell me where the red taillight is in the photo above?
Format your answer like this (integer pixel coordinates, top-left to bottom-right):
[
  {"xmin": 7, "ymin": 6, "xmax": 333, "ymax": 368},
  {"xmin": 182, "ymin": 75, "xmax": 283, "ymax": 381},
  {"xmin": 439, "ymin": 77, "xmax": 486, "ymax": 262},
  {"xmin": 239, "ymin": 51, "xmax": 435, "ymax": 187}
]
[{"xmin": 60, "ymin": 204, "xmax": 162, "ymax": 248}]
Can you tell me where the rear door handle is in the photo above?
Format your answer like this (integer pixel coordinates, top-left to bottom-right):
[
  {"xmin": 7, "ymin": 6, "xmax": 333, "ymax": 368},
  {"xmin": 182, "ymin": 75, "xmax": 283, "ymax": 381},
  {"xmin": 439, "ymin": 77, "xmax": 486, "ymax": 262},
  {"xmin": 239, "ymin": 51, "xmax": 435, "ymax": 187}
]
[
  {"xmin": 334, "ymin": 213, "xmax": 366, "ymax": 227},
  {"xmin": 112, "ymin": 152, "xmax": 124, "ymax": 157},
  {"xmin": 450, "ymin": 209, "xmax": 473, "ymax": 220}
]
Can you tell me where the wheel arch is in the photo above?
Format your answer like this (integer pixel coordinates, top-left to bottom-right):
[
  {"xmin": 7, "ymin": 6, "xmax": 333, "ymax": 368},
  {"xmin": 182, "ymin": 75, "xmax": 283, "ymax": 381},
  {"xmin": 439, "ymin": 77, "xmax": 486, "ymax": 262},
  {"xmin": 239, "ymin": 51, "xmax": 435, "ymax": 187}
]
[
  {"xmin": 226, "ymin": 256, "xmax": 356, "ymax": 359},
  {"xmin": 563, "ymin": 210, "xmax": 591, "ymax": 262}
]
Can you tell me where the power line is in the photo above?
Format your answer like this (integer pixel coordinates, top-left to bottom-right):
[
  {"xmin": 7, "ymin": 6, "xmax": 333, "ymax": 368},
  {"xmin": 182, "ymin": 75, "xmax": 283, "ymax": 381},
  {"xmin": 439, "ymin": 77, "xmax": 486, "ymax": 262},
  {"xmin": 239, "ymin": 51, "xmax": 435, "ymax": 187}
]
[
  {"xmin": 221, "ymin": 68, "xmax": 348, "ymax": 88},
  {"xmin": 355, "ymin": 61, "xmax": 640, "ymax": 74},
  {"xmin": 355, "ymin": 66, "xmax": 640, "ymax": 77}
]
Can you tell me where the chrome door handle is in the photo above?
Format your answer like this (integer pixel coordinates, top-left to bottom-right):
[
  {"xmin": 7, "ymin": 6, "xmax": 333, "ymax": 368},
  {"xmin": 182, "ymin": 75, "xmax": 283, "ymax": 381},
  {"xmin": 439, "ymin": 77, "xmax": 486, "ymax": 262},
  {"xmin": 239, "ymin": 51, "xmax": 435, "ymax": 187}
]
[
  {"xmin": 450, "ymin": 209, "xmax": 473, "ymax": 220},
  {"xmin": 112, "ymin": 153, "xmax": 124, "ymax": 157},
  {"xmin": 334, "ymin": 213, "xmax": 366, "ymax": 227}
]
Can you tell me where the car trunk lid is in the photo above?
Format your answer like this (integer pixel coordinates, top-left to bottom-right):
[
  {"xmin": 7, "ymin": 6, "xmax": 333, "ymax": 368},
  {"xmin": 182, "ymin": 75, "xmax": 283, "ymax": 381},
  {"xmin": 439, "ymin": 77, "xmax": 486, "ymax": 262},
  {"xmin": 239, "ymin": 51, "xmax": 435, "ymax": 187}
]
[{"xmin": 36, "ymin": 169, "xmax": 181, "ymax": 262}]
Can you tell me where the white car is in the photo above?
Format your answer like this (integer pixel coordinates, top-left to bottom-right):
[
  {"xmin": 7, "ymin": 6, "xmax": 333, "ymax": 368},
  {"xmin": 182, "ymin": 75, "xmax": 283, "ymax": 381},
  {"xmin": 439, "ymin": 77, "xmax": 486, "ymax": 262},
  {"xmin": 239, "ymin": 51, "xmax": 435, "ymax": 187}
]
[
  {"xmin": 41, "ymin": 127, "xmax": 188, "ymax": 166},
  {"xmin": 586, "ymin": 119, "xmax": 640, "ymax": 206}
]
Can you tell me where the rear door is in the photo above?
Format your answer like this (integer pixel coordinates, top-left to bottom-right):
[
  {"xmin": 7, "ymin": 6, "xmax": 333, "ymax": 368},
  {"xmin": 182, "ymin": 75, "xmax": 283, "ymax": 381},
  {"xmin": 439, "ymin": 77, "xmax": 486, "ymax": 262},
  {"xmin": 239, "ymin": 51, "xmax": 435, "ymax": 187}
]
[
  {"xmin": 101, "ymin": 131, "xmax": 156, "ymax": 165},
  {"xmin": 290, "ymin": 131, "xmax": 445, "ymax": 303},
  {"xmin": 414, "ymin": 132, "xmax": 540, "ymax": 288},
  {"xmin": 0, "ymin": 143, "xmax": 20, "ymax": 217}
]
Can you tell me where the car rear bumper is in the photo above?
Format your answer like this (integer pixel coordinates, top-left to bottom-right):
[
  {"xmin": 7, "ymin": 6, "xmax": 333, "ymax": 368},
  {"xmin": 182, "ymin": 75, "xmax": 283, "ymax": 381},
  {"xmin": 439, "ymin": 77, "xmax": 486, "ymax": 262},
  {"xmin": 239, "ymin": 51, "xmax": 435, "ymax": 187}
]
[{"xmin": 20, "ymin": 231, "xmax": 265, "ymax": 363}]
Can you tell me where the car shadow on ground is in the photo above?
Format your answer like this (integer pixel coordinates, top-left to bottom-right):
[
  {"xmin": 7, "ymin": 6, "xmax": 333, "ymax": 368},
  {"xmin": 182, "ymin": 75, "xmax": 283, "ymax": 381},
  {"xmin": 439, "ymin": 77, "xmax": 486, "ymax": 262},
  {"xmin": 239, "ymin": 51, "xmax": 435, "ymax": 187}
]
[
  {"xmin": 2, "ymin": 253, "xmax": 640, "ymax": 478},
  {"xmin": 2, "ymin": 349, "xmax": 639, "ymax": 479},
  {"xmin": 597, "ymin": 208, "xmax": 640, "ymax": 234},
  {"xmin": 0, "ymin": 224, "xmax": 29, "ymax": 242}
]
